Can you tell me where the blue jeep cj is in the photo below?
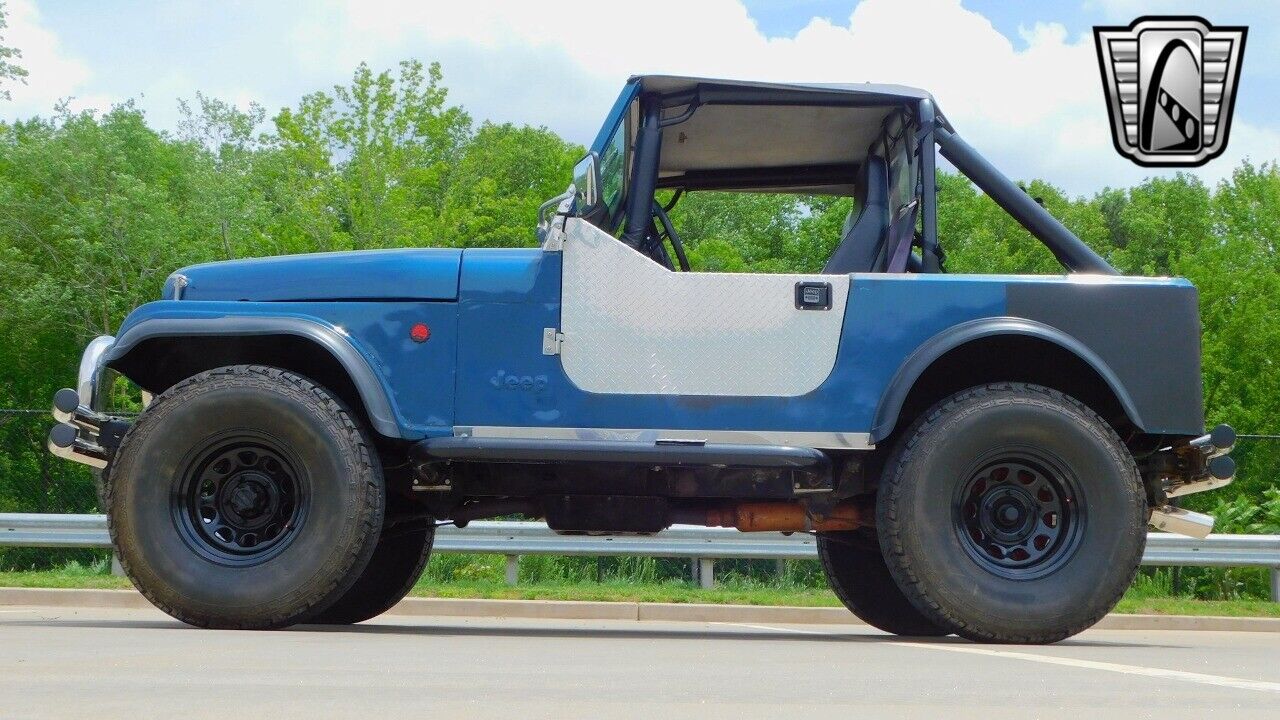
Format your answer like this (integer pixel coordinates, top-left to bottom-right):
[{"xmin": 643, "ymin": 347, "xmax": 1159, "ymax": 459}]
[{"xmin": 49, "ymin": 76, "xmax": 1235, "ymax": 643}]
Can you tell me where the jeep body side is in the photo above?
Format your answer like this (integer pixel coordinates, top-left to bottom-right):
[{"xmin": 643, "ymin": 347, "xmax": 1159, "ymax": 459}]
[{"xmin": 48, "ymin": 76, "xmax": 1235, "ymax": 643}]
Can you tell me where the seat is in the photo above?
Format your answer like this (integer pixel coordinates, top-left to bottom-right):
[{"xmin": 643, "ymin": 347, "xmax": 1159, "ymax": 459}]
[{"xmin": 821, "ymin": 153, "xmax": 890, "ymax": 275}]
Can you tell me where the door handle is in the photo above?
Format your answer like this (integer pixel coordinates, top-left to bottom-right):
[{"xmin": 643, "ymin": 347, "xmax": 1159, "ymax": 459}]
[{"xmin": 794, "ymin": 282, "xmax": 832, "ymax": 310}]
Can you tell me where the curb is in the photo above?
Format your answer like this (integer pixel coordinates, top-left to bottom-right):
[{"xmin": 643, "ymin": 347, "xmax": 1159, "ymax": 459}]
[
  {"xmin": 0, "ymin": 587, "xmax": 152, "ymax": 610},
  {"xmin": 1, "ymin": 587, "xmax": 1277, "ymax": 633}
]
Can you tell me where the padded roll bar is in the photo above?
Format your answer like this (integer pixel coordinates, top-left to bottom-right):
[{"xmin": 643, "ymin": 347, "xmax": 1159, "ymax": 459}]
[{"xmin": 622, "ymin": 95, "xmax": 664, "ymax": 248}]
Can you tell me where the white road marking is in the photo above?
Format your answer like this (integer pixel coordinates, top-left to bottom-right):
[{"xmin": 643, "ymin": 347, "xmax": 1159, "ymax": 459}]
[
  {"xmin": 714, "ymin": 622, "xmax": 829, "ymax": 635},
  {"xmin": 716, "ymin": 622, "xmax": 1280, "ymax": 695},
  {"xmin": 894, "ymin": 641, "xmax": 1280, "ymax": 695}
]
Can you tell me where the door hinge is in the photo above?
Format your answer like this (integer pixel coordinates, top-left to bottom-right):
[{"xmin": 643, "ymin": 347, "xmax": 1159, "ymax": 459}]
[{"xmin": 542, "ymin": 328, "xmax": 564, "ymax": 355}]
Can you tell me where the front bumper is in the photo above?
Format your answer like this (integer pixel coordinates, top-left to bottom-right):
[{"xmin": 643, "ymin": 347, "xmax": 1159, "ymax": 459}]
[
  {"xmin": 1147, "ymin": 424, "xmax": 1236, "ymax": 539},
  {"xmin": 47, "ymin": 335, "xmax": 121, "ymax": 469}
]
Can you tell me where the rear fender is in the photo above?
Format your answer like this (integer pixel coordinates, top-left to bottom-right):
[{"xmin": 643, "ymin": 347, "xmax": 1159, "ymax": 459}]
[{"xmin": 871, "ymin": 317, "xmax": 1145, "ymax": 443}]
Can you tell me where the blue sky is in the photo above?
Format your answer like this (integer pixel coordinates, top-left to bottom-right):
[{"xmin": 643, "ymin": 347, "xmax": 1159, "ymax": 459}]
[
  {"xmin": 743, "ymin": 0, "xmax": 1276, "ymax": 126},
  {"xmin": 4, "ymin": 0, "xmax": 1277, "ymax": 195}
]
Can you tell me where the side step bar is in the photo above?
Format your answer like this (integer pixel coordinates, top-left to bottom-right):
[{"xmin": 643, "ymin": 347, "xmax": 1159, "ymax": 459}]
[{"xmin": 413, "ymin": 436, "xmax": 831, "ymax": 472}]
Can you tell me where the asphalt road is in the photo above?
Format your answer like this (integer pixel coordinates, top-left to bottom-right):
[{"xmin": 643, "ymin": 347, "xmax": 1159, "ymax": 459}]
[{"xmin": 2, "ymin": 605, "xmax": 1278, "ymax": 719}]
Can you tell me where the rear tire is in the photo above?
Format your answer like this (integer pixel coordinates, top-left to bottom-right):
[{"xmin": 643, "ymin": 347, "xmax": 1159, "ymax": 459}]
[
  {"xmin": 311, "ymin": 523, "xmax": 434, "ymax": 624},
  {"xmin": 817, "ymin": 530, "xmax": 950, "ymax": 636},
  {"xmin": 107, "ymin": 365, "xmax": 385, "ymax": 630},
  {"xmin": 878, "ymin": 383, "xmax": 1145, "ymax": 644}
]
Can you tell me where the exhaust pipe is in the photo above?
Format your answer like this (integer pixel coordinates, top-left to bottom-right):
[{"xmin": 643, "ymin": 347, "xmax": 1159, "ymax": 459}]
[
  {"xmin": 1149, "ymin": 505, "xmax": 1214, "ymax": 539},
  {"xmin": 674, "ymin": 501, "xmax": 866, "ymax": 533}
]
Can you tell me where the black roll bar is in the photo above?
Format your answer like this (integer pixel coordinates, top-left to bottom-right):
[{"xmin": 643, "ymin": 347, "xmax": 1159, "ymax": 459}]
[
  {"xmin": 935, "ymin": 126, "xmax": 1117, "ymax": 275},
  {"xmin": 918, "ymin": 100, "xmax": 940, "ymax": 273},
  {"xmin": 622, "ymin": 95, "xmax": 663, "ymax": 248}
]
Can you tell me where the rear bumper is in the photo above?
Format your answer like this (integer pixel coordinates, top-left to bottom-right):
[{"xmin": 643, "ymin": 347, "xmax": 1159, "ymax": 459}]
[
  {"xmin": 47, "ymin": 336, "xmax": 119, "ymax": 469},
  {"xmin": 1147, "ymin": 424, "xmax": 1236, "ymax": 539}
]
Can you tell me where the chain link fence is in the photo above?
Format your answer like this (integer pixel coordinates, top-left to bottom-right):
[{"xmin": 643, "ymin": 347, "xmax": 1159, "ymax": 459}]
[
  {"xmin": 0, "ymin": 412, "xmax": 101, "ymax": 515},
  {"xmin": 0, "ymin": 411, "xmax": 105, "ymax": 570}
]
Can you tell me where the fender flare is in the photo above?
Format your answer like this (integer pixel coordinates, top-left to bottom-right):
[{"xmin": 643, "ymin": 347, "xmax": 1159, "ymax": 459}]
[
  {"xmin": 105, "ymin": 316, "xmax": 404, "ymax": 439},
  {"xmin": 870, "ymin": 317, "xmax": 1145, "ymax": 443}
]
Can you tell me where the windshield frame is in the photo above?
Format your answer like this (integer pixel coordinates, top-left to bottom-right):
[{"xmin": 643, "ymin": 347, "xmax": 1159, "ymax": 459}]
[{"xmin": 589, "ymin": 82, "xmax": 641, "ymax": 234}]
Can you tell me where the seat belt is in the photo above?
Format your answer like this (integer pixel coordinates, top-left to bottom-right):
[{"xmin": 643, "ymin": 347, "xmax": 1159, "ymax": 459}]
[{"xmin": 885, "ymin": 199, "xmax": 919, "ymax": 273}]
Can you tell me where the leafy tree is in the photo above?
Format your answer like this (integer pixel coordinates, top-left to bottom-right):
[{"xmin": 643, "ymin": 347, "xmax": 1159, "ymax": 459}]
[
  {"xmin": 177, "ymin": 93, "xmax": 273, "ymax": 259},
  {"xmin": 436, "ymin": 122, "xmax": 581, "ymax": 248},
  {"xmin": 0, "ymin": 1, "xmax": 27, "ymax": 102},
  {"xmin": 270, "ymin": 60, "xmax": 472, "ymax": 251}
]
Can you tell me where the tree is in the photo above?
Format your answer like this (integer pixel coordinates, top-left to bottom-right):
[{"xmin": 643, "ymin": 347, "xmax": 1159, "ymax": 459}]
[
  {"xmin": 269, "ymin": 60, "xmax": 472, "ymax": 251},
  {"xmin": 436, "ymin": 122, "xmax": 581, "ymax": 248},
  {"xmin": 0, "ymin": 1, "xmax": 27, "ymax": 102}
]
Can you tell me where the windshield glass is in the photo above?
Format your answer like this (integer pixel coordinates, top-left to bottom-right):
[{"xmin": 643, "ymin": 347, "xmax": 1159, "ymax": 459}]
[{"xmin": 599, "ymin": 117, "xmax": 627, "ymax": 229}]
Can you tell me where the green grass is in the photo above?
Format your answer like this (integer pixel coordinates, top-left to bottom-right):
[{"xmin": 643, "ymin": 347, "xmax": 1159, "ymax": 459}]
[
  {"xmin": 0, "ymin": 558, "xmax": 132, "ymax": 589},
  {"xmin": 1111, "ymin": 596, "xmax": 1280, "ymax": 617},
  {"xmin": 1, "ymin": 557, "xmax": 1276, "ymax": 617},
  {"xmin": 407, "ymin": 579, "xmax": 843, "ymax": 606}
]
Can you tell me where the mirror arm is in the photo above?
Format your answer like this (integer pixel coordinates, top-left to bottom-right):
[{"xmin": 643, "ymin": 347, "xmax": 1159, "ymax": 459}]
[{"xmin": 538, "ymin": 188, "xmax": 574, "ymax": 225}]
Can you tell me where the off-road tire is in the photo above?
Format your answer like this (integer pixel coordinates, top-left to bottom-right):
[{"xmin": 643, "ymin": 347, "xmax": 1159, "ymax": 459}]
[
  {"xmin": 311, "ymin": 524, "xmax": 434, "ymax": 624},
  {"xmin": 878, "ymin": 383, "xmax": 1146, "ymax": 644},
  {"xmin": 817, "ymin": 530, "xmax": 950, "ymax": 636},
  {"xmin": 107, "ymin": 365, "xmax": 385, "ymax": 630}
]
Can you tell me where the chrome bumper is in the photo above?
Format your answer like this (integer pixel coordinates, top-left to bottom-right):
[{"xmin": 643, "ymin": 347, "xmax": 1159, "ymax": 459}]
[
  {"xmin": 47, "ymin": 335, "xmax": 117, "ymax": 469},
  {"xmin": 1148, "ymin": 424, "xmax": 1236, "ymax": 539}
]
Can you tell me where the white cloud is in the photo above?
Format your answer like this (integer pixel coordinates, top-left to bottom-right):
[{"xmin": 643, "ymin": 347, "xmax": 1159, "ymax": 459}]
[
  {"xmin": 1, "ymin": 0, "xmax": 111, "ymax": 117},
  {"xmin": 311, "ymin": 0, "xmax": 1271, "ymax": 195},
  {"xmin": 1, "ymin": 0, "xmax": 1271, "ymax": 194}
]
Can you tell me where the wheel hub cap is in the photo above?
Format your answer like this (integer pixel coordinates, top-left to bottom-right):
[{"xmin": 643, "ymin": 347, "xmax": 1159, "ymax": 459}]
[{"xmin": 220, "ymin": 473, "xmax": 278, "ymax": 528}]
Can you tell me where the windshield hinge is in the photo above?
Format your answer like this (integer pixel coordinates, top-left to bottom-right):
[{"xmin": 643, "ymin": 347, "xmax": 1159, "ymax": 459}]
[{"xmin": 541, "ymin": 328, "xmax": 564, "ymax": 355}]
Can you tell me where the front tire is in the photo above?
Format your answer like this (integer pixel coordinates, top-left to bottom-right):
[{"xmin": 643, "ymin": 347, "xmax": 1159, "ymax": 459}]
[
  {"xmin": 878, "ymin": 383, "xmax": 1145, "ymax": 644},
  {"xmin": 107, "ymin": 365, "xmax": 385, "ymax": 630}
]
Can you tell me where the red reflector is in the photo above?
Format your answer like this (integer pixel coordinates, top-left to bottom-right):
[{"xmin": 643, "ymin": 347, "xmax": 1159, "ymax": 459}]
[{"xmin": 410, "ymin": 323, "xmax": 431, "ymax": 343}]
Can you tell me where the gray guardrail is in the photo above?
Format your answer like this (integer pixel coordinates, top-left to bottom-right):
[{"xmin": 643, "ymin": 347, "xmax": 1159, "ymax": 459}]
[{"xmin": 3, "ymin": 514, "xmax": 1278, "ymax": 597}]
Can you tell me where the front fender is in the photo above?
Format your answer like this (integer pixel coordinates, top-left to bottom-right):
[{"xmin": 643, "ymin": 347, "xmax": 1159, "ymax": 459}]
[
  {"xmin": 870, "ymin": 317, "xmax": 1146, "ymax": 443},
  {"xmin": 106, "ymin": 305, "xmax": 404, "ymax": 439}
]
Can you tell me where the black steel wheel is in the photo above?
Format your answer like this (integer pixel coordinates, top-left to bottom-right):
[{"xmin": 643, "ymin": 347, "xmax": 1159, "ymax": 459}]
[
  {"xmin": 107, "ymin": 365, "xmax": 384, "ymax": 630},
  {"xmin": 877, "ymin": 383, "xmax": 1146, "ymax": 644},
  {"xmin": 174, "ymin": 436, "xmax": 307, "ymax": 566},
  {"xmin": 954, "ymin": 455, "xmax": 1084, "ymax": 580}
]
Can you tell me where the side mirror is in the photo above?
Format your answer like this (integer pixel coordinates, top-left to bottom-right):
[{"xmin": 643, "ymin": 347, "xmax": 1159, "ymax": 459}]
[{"xmin": 572, "ymin": 153, "xmax": 601, "ymax": 215}]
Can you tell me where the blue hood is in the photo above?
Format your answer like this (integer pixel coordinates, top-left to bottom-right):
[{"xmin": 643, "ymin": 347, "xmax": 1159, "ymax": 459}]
[{"xmin": 164, "ymin": 248, "xmax": 463, "ymax": 302}]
